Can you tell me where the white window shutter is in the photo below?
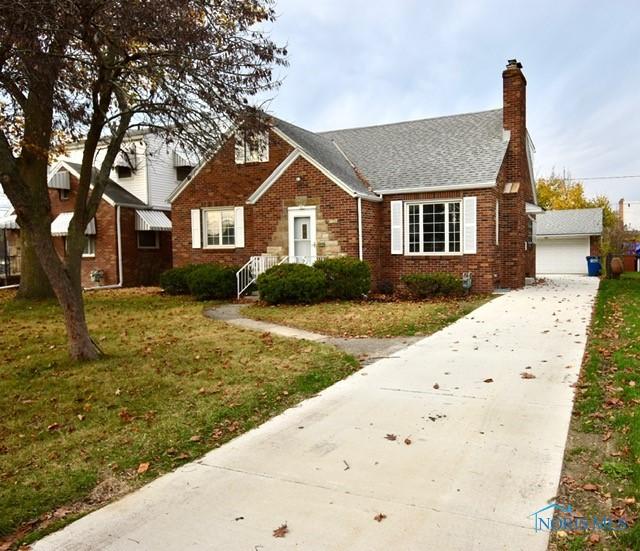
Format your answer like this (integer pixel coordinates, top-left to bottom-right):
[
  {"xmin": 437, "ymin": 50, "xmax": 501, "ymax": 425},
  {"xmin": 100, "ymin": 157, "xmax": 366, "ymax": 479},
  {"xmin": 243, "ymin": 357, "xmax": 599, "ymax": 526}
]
[
  {"xmin": 191, "ymin": 209, "xmax": 201, "ymax": 249},
  {"xmin": 234, "ymin": 206, "xmax": 245, "ymax": 248},
  {"xmin": 463, "ymin": 196, "xmax": 477, "ymax": 254},
  {"xmin": 234, "ymin": 133, "xmax": 245, "ymax": 164},
  {"xmin": 390, "ymin": 200, "xmax": 403, "ymax": 254}
]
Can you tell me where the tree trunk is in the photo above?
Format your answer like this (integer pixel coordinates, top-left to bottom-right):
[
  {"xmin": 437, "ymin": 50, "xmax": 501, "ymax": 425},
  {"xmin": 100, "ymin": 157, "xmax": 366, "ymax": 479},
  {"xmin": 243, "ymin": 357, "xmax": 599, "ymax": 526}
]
[
  {"xmin": 54, "ymin": 273, "xmax": 101, "ymax": 360},
  {"xmin": 16, "ymin": 229, "xmax": 54, "ymax": 299},
  {"xmin": 29, "ymin": 224, "xmax": 102, "ymax": 361}
]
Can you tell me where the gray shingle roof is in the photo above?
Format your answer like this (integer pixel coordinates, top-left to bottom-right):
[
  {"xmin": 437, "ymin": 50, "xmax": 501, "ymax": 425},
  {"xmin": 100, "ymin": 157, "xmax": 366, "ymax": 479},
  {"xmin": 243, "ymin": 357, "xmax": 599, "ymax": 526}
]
[
  {"xmin": 320, "ymin": 109, "xmax": 509, "ymax": 192},
  {"xmin": 64, "ymin": 162, "xmax": 146, "ymax": 206},
  {"xmin": 536, "ymin": 208, "xmax": 603, "ymax": 236},
  {"xmin": 272, "ymin": 118, "xmax": 377, "ymax": 198}
]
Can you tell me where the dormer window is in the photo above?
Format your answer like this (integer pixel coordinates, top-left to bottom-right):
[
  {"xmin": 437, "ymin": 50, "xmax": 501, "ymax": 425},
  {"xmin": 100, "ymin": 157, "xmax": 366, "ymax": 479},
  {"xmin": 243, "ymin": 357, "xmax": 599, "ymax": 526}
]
[
  {"xmin": 114, "ymin": 146, "xmax": 137, "ymax": 179},
  {"xmin": 173, "ymin": 151, "xmax": 195, "ymax": 182},
  {"xmin": 235, "ymin": 131, "xmax": 269, "ymax": 164},
  {"xmin": 116, "ymin": 165, "xmax": 132, "ymax": 179}
]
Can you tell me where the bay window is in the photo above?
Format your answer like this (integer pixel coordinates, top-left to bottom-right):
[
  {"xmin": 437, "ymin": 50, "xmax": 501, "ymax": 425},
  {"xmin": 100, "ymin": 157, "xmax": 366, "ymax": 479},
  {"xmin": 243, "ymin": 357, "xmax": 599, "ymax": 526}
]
[{"xmin": 406, "ymin": 201, "xmax": 461, "ymax": 254}]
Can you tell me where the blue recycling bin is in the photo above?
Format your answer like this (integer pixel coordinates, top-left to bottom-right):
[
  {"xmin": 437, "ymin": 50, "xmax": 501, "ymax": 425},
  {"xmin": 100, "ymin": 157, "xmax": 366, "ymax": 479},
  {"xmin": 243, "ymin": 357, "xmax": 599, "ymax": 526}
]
[{"xmin": 586, "ymin": 256, "xmax": 601, "ymax": 276}]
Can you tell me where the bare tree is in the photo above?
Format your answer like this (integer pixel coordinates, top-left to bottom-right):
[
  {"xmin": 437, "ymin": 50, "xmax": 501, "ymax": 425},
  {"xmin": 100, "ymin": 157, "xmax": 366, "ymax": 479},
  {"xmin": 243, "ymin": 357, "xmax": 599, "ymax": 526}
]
[{"xmin": 0, "ymin": 0, "xmax": 286, "ymax": 360}]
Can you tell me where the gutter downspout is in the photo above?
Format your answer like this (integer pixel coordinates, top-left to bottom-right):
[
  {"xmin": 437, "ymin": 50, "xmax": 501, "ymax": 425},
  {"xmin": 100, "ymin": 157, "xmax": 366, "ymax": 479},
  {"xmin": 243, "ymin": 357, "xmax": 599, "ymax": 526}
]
[
  {"xmin": 357, "ymin": 197, "xmax": 363, "ymax": 261},
  {"xmin": 84, "ymin": 205, "xmax": 123, "ymax": 291}
]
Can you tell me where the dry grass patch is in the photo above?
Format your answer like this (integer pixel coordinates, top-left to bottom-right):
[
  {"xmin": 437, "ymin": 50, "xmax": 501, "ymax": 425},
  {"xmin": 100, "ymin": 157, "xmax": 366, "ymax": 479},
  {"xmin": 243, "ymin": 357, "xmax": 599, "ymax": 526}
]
[
  {"xmin": 0, "ymin": 288, "xmax": 357, "ymax": 546},
  {"xmin": 243, "ymin": 296, "xmax": 491, "ymax": 338}
]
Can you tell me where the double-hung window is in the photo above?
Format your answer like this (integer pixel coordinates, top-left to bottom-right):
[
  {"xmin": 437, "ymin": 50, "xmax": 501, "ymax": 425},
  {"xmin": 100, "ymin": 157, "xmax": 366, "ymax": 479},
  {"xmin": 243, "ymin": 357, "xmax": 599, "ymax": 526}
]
[
  {"xmin": 203, "ymin": 208, "xmax": 235, "ymax": 248},
  {"xmin": 406, "ymin": 201, "xmax": 461, "ymax": 254}
]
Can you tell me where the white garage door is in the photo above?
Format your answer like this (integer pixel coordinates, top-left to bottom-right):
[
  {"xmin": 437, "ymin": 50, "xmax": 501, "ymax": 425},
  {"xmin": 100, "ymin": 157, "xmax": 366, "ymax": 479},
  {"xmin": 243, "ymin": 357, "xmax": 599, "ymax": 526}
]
[{"xmin": 536, "ymin": 236, "xmax": 590, "ymax": 274}]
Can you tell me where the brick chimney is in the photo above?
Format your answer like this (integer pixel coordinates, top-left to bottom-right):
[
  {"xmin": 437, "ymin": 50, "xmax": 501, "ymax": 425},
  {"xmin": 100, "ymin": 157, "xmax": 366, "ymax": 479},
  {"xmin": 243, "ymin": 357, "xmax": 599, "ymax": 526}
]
[{"xmin": 502, "ymin": 59, "xmax": 530, "ymax": 198}]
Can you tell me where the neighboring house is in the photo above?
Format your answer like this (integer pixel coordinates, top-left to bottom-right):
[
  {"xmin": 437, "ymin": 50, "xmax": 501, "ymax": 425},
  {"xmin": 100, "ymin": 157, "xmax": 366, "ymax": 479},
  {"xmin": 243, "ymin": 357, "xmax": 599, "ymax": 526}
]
[
  {"xmin": 619, "ymin": 199, "xmax": 640, "ymax": 231},
  {"xmin": 0, "ymin": 130, "xmax": 193, "ymax": 287},
  {"xmin": 169, "ymin": 59, "xmax": 539, "ymax": 295},
  {"xmin": 535, "ymin": 208, "xmax": 603, "ymax": 274}
]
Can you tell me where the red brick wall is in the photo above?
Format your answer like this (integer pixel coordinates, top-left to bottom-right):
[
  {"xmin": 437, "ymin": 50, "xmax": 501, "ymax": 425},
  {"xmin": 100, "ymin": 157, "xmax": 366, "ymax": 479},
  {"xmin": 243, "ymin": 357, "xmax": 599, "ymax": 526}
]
[
  {"xmin": 590, "ymin": 235, "xmax": 602, "ymax": 256},
  {"xmin": 48, "ymin": 175, "xmax": 172, "ymax": 287},
  {"xmin": 379, "ymin": 189, "xmax": 499, "ymax": 293},
  {"xmin": 49, "ymin": 180, "xmax": 119, "ymax": 286},
  {"xmin": 171, "ymin": 130, "xmax": 364, "ymax": 269},
  {"xmin": 120, "ymin": 208, "xmax": 173, "ymax": 286},
  {"xmin": 171, "ymin": 129, "xmax": 295, "ymax": 267}
]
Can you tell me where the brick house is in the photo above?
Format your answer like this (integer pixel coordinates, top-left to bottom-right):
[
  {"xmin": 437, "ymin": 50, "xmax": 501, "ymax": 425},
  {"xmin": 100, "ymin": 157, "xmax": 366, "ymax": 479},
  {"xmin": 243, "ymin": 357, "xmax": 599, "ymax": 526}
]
[
  {"xmin": 170, "ymin": 59, "xmax": 539, "ymax": 295},
  {"xmin": 0, "ymin": 127, "xmax": 193, "ymax": 287}
]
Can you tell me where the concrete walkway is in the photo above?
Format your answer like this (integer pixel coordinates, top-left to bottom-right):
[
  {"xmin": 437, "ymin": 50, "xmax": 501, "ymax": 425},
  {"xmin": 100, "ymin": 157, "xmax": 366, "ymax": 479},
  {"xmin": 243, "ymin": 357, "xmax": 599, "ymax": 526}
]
[
  {"xmin": 34, "ymin": 276, "xmax": 599, "ymax": 551},
  {"xmin": 205, "ymin": 303, "xmax": 422, "ymax": 362}
]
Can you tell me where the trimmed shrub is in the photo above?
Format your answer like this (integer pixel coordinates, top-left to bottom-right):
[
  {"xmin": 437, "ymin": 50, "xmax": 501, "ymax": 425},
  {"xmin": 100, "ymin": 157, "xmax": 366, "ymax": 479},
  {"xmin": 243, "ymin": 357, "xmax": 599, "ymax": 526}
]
[
  {"xmin": 257, "ymin": 263, "xmax": 326, "ymax": 304},
  {"xmin": 159, "ymin": 265, "xmax": 199, "ymax": 295},
  {"xmin": 401, "ymin": 272, "xmax": 464, "ymax": 298},
  {"xmin": 314, "ymin": 257, "xmax": 371, "ymax": 299},
  {"xmin": 186, "ymin": 263, "xmax": 237, "ymax": 301}
]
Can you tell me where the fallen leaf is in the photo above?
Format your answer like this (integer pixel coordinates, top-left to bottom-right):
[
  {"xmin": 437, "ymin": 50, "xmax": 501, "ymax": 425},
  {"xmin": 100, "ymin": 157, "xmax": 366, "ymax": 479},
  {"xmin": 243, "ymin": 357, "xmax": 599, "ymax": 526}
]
[
  {"xmin": 582, "ymin": 483, "xmax": 598, "ymax": 492},
  {"xmin": 385, "ymin": 434, "xmax": 397, "ymax": 441},
  {"xmin": 520, "ymin": 372, "xmax": 536, "ymax": 379},
  {"xmin": 433, "ymin": 383, "xmax": 440, "ymax": 390},
  {"xmin": 404, "ymin": 437, "xmax": 412, "ymax": 446},
  {"xmin": 373, "ymin": 513, "xmax": 387, "ymax": 522},
  {"xmin": 588, "ymin": 533, "xmax": 600, "ymax": 544},
  {"xmin": 483, "ymin": 378, "xmax": 494, "ymax": 383},
  {"xmin": 603, "ymin": 431, "xmax": 612, "ymax": 442},
  {"xmin": 273, "ymin": 523, "xmax": 289, "ymax": 538},
  {"xmin": 189, "ymin": 435, "xmax": 202, "ymax": 442},
  {"xmin": 47, "ymin": 423, "xmax": 60, "ymax": 431},
  {"xmin": 137, "ymin": 462, "xmax": 150, "ymax": 474}
]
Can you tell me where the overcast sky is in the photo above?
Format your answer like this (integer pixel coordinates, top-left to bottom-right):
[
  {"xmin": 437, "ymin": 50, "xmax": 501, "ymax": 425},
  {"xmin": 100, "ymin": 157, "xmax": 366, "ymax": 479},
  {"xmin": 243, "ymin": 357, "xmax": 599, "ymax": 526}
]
[
  {"xmin": 2, "ymin": 1, "xmax": 638, "ymax": 210},
  {"xmin": 263, "ymin": 0, "xmax": 640, "ymax": 203}
]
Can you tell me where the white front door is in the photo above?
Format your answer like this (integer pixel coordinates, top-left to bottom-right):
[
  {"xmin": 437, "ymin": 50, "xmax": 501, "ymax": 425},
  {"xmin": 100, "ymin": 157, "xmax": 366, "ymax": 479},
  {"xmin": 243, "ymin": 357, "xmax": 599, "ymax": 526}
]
[{"xmin": 288, "ymin": 207, "xmax": 317, "ymax": 263}]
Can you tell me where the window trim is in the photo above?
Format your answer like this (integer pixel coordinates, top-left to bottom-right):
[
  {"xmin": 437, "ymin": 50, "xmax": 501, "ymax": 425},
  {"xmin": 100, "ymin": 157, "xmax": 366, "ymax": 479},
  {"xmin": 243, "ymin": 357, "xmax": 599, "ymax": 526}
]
[
  {"xmin": 137, "ymin": 230, "xmax": 160, "ymax": 250},
  {"xmin": 83, "ymin": 236, "xmax": 96, "ymax": 258},
  {"xmin": 202, "ymin": 207, "xmax": 236, "ymax": 249},
  {"xmin": 235, "ymin": 131, "xmax": 269, "ymax": 164},
  {"xmin": 403, "ymin": 199, "xmax": 463, "ymax": 256},
  {"xmin": 65, "ymin": 236, "xmax": 96, "ymax": 258}
]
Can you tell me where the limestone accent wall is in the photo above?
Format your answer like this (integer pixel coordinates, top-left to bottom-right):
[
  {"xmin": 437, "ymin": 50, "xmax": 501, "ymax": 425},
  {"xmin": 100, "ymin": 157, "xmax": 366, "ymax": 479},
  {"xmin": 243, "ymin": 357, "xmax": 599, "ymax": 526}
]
[{"xmin": 264, "ymin": 195, "xmax": 345, "ymax": 258}]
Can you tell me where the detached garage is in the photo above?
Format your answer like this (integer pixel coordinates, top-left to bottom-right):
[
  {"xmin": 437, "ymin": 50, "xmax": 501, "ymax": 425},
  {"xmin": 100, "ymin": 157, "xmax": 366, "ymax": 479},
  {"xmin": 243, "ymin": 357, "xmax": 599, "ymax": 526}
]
[{"xmin": 536, "ymin": 208, "xmax": 603, "ymax": 275}]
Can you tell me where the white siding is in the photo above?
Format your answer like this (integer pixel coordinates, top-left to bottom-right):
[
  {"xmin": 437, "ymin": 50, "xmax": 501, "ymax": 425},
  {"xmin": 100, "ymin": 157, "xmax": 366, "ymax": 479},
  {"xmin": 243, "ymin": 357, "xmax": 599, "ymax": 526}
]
[
  {"xmin": 144, "ymin": 134, "xmax": 187, "ymax": 208},
  {"xmin": 65, "ymin": 137, "xmax": 149, "ymax": 205}
]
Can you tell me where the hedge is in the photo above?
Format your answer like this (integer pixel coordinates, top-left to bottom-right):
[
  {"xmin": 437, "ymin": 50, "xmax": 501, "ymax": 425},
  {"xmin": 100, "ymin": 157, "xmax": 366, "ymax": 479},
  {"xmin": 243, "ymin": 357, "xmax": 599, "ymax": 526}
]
[
  {"xmin": 159, "ymin": 265, "xmax": 199, "ymax": 295},
  {"xmin": 257, "ymin": 263, "xmax": 326, "ymax": 304},
  {"xmin": 186, "ymin": 263, "xmax": 237, "ymax": 301},
  {"xmin": 314, "ymin": 257, "xmax": 371, "ymax": 299},
  {"xmin": 401, "ymin": 272, "xmax": 464, "ymax": 298}
]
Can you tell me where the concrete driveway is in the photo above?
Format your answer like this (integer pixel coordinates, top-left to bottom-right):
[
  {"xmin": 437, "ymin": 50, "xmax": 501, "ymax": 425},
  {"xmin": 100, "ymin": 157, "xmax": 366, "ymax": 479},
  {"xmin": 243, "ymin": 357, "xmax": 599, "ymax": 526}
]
[{"xmin": 34, "ymin": 276, "xmax": 599, "ymax": 551}]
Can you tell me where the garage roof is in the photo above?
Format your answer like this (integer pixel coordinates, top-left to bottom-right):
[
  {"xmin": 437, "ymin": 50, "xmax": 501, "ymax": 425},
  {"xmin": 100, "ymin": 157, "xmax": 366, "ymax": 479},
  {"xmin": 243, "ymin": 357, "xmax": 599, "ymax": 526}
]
[{"xmin": 536, "ymin": 208, "xmax": 603, "ymax": 236}]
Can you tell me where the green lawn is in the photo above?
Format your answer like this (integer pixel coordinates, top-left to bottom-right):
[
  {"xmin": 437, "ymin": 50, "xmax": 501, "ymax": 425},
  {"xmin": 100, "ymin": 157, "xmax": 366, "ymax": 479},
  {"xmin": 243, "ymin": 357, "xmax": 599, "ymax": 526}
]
[
  {"xmin": 550, "ymin": 273, "xmax": 640, "ymax": 550},
  {"xmin": 0, "ymin": 289, "xmax": 357, "ymax": 546},
  {"xmin": 243, "ymin": 295, "xmax": 491, "ymax": 338}
]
